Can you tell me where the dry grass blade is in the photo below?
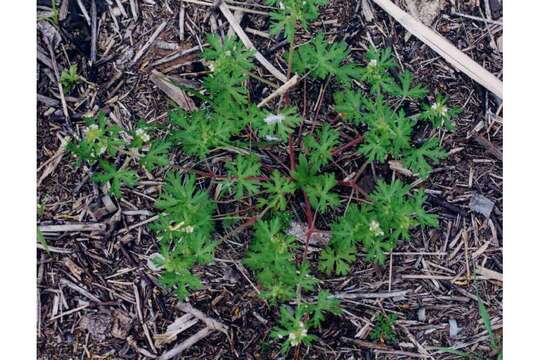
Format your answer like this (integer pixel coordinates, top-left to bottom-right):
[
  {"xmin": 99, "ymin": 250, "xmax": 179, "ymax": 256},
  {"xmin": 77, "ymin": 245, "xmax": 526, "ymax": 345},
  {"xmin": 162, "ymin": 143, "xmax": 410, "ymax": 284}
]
[{"xmin": 371, "ymin": 0, "xmax": 503, "ymax": 99}]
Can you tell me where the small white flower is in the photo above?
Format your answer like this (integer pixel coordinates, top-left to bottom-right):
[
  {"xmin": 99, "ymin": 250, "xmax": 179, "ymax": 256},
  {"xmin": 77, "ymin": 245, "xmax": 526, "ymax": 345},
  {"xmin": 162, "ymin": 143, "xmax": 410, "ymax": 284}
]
[
  {"xmin": 431, "ymin": 102, "xmax": 448, "ymax": 117},
  {"xmin": 136, "ymin": 128, "xmax": 151, "ymax": 142},
  {"xmin": 369, "ymin": 220, "xmax": 384, "ymax": 237},
  {"xmin": 288, "ymin": 332, "xmax": 299, "ymax": 346},
  {"xmin": 86, "ymin": 124, "xmax": 99, "ymax": 132},
  {"xmin": 84, "ymin": 124, "xmax": 100, "ymax": 142},
  {"xmin": 288, "ymin": 321, "xmax": 307, "ymax": 346},
  {"xmin": 264, "ymin": 114, "xmax": 285, "ymax": 125},
  {"xmin": 368, "ymin": 59, "xmax": 378, "ymax": 68},
  {"xmin": 183, "ymin": 225, "xmax": 194, "ymax": 234}
]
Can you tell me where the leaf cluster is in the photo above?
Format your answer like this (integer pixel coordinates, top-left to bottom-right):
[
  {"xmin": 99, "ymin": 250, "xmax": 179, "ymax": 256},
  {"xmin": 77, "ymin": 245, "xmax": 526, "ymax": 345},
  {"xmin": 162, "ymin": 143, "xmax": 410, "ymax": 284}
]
[
  {"xmin": 150, "ymin": 173, "xmax": 216, "ymax": 300},
  {"xmin": 60, "ymin": 64, "xmax": 80, "ymax": 93},
  {"xmin": 67, "ymin": 112, "xmax": 171, "ymax": 197},
  {"xmin": 244, "ymin": 218, "xmax": 317, "ymax": 304},
  {"xmin": 320, "ymin": 180, "xmax": 438, "ymax": 273},
  {"xmin": 293, "ymin": 34, "xmax": 361, "ymax": 84},
  {"xmin": 369, "ymin": 313, "xmax": 398, "ymax": 344},
  {"xmin": 266, "ymin": 0, "xmax": 327, "ymax": 43}
]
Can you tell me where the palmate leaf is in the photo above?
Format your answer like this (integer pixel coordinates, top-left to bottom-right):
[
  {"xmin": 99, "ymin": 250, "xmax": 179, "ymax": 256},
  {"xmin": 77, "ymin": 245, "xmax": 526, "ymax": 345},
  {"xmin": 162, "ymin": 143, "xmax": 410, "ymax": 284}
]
[
  {"xmin": 308, "ymin": 290, "xmax": 341, "ymax": 328},
  {"xmin": 383, "ymin": 70, "xmax": 427, "ymax": 99},
  {"xmin": 304, "ymin": 124, "xmax": 340, "ymax": 169},
  {"xmin": 420, "ymin": 94, "xmax": 461, "ymax": 130},
  {"xmin": 92, "ymin": 160, "xmax": 137, "ymax": 198},
  {"xmin": 304, "ymin": 173, "xmax": 339, "ymax": 213},
  {"xmin": 293, "ymin": 33, "xmax": 360, "ymax": 84},
  {"xmin": 402, "ymin": 138, "xmax": 447, "ymax": 179},
  {"xmin": 222, "ymin": 154, "xmax": 261, "ymax": 199},
  {"xmin": 140, "ymin": 141, "xmax": 170, "ymax": 171},
  {"xmin": 319, "ymin": 246, "xmax": 355, "ymax": 275},
  {"xmin": 203, "ymin": 34, "xmax": 254, "ymax": 77},
  {"xmin": 334, "ymin": 89, "xmax": 364, "ymax": 124},
  {"xmin": 360, "ymin": 47, "xmax": 398, "ymax": 95},
  {"xmin": 259, "ymin": 170, "xmax": 296, "ymax": 210},
  {"xmin": 266, "ymin": 0, "xmax": 327, "ymax": 43},
  {"xmin": 170, "ymin": 109, "xmax": 234, "ymax": 159}
]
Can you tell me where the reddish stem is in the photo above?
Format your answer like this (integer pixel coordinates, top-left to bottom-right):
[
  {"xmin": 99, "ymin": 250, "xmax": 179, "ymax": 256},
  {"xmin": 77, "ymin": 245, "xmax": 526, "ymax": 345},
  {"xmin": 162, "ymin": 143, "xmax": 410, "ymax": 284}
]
[
  {"xmin": 331, "ymin": 133, "xmax": 364, "ymax": 157},
  {"xmin": 302, "ymin": 190, "xmax": 315, "ymax": 260}
]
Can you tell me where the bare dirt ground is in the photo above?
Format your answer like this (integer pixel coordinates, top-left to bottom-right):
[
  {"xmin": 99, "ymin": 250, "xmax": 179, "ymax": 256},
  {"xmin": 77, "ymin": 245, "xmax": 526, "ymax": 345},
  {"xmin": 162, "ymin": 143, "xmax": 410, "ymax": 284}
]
[{"xmin": 37, "ymin": 0, "xmax": 502, "ymax": 358}]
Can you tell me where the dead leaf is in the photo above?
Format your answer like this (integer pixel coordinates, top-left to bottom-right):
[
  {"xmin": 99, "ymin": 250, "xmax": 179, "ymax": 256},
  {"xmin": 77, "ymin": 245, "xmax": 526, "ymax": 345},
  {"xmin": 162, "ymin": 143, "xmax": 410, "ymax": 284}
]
[
  {"xmin": 80, "ymin": 313, "xmax": 112, "ymax": 341},
  {"xmin": 404, "ymin": 0, "xmax": 441, "ymax": 41},
  {"xmin": 112, "ymin": 309, "xmax": 133, "ymax": 338}
]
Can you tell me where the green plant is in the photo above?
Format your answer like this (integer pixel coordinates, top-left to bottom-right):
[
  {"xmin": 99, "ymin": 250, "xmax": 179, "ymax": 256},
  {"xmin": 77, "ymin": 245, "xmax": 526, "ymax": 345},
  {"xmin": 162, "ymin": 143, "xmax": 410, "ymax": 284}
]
[
  {"xmin": 320, "ymin": 180, "xmax": 438, "ymax": 273},
  {"xmin": 64, "ymin": 7, "xmax": 461, "ymax": 353},
  {"xmin": 92, "ymin": 160, "xmax": 137, "ymax": 198},
  {"xmin": 293, "ymin": 33, "xmax": 361, "ymax": 84},
  {"xmin": 150, "ymin": 173, "xmax": 216, "ymax": 300},
  {"xmin": 244, "ymin": 218, "xmax": 341, "ymax": 352},
  {"xmin": 258, "ymin": 171, "xmax": 296, "ymax": 211},
  {"xmin": 266, "ymin": 0, "xmax": 327, "ymax": 43},
  {"xmin": 60, "ymin": 64, "xmax": 80, "ymax": 93},
  {"xmin": 39, "ymin": 0, "xmax": 59, "ymax": 25},
  {"xmin": 68, "ymin": 112, "xmax": 170, "ymax": 198},
  {"xmin": 369, "ymin": 313, "xmax": 398, "ymax": 344},
  {"xmin": 220, "ymin": 154, "xmax": 262, "ymax": 199}
]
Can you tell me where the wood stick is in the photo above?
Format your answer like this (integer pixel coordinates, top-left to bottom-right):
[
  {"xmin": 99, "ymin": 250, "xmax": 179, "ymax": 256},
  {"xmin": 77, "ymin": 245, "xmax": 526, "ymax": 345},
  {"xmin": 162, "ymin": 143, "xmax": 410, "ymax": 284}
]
[
  {"xmin": 131, "ymin": 21, "xmax": 168, "ymax": 66},
  {"xmin": 159, "ymin": 327, "xmax": 212, "ymax": 360},
  {"xmin": 90, "ymin": 0, "xmax": 97, "ymax": 64},
  {"xmin": 39, "ymin": 223, "xmax": 106, "ymax": 232},
  {"xmin": 257, "ymin": 74, "xmax": 299, "ymax": 107},
  {"xmin": 371, "ymin": 0, "xmax": 503, "ymax": 99},
  {"xmin": 335, "ymin": 289, "xmax": 408, "ymax": 299},
  {"xmin": 182, "ymin": 0, "xmax": 270, "ymax": 16},
  {"xmin": 176, "ymin": 302, "xmax": 228, "ymax": 334},
  {"xmin": 59, "ymin": 278, "xmax": 102, "ymax": 303},
  {"xmin": 218, "ymin": 3, "xmax": 287, "ymax": 82}
]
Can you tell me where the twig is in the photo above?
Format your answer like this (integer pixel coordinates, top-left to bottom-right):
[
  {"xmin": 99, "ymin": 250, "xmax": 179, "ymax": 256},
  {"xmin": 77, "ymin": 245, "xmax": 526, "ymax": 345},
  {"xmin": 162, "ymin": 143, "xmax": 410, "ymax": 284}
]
[
  {"xmin": 257, "ymin": 75, "xmax": 299, "ymax": 107},
  {"xmin": 334, "ymin": 290, "xmax": 408, "ymax": 299},
  {"xmin": 182, "ymin": 0, "xmax": 270, "ymax": 16},
  {"xmin": 59, "ymin": 278, "xmax": 102, "ymax": 303},
  {"xmin": 159, "ymin": 327, "xmax": 212, "ymax": 360},
  {"xmin": 39, "ymin": 223, "xmax": 106, "ymax": 232},
  {"xmin": 90, "ymin": 0, "xmax": 97, "ymax": 64},
  {"xmin": 452, "ymin": 11, "xmax": 503, "ymax": 26},
  {"xmin": 149, "ymin": 70, "xmax": 197, "ymax": 111},
  {"xmin": 45, "ymin": 42, "xmax": 70, "ymax": 123},
  {"xmin": 179, "ymin": 1, "xmax": 185, "ymax": 41},
  {"xmin": 76, "ymin": 0, "xmax": 91, "ymax": 26},
  {"xmin": 219, "ymin": 2, "xmax": 287, "ymax": 82},
  {"xmin": 176, "ymin": 302, "xmax": 229, "ymax": 334},
  {"xmin": 131, "ymin": 21, "xmax": 168, "ymax": 66},
  {"xmin": 130, "ymin": 0, "xmax": 138, "ymax": 21}
]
